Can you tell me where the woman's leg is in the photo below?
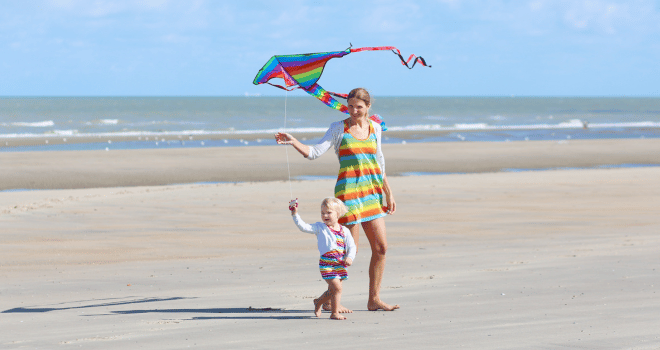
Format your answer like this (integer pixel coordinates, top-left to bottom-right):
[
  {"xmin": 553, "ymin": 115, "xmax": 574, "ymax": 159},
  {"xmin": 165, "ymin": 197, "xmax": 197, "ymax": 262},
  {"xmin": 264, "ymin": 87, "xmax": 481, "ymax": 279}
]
[
  {"xmin": 362, "ymin": 217, "xmax": 399, "ymax": 311},
  {"xmin": 345, "ymin": 223, "xmax": 360, "ymax": 250}
]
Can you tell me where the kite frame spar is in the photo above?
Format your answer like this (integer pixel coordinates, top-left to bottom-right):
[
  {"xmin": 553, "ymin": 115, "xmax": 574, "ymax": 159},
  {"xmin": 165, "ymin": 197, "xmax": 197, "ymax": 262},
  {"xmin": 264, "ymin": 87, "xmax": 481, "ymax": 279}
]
[{"xmin": 252, "ymin": 45, "xmax": 431, "ymax": 114}]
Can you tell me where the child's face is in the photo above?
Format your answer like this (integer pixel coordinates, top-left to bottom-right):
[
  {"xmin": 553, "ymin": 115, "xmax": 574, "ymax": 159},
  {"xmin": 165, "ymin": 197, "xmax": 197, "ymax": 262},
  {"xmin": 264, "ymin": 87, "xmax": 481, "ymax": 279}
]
[{"xmin": 321, "ymin": 205, "xmax": 339, "ymax": 226}]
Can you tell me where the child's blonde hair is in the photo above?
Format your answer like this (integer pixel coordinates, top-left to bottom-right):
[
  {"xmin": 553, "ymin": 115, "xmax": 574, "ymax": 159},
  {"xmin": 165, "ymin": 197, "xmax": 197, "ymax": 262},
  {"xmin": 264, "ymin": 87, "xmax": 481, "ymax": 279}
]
[{"xmin": 321, "ymin": 197, "xmax": 349, "ymax": 217}]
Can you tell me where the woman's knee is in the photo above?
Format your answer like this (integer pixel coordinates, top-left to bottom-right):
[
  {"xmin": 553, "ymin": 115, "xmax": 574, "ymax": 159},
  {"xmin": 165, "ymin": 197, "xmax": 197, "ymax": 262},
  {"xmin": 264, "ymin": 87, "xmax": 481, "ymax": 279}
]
[
  {"xmin": 363, "ymin": 221, "xmax": 388, "ymax": 256},
  {"xmin": 373, "ymin": 242, "xmax": 388, "ymax": 256}
]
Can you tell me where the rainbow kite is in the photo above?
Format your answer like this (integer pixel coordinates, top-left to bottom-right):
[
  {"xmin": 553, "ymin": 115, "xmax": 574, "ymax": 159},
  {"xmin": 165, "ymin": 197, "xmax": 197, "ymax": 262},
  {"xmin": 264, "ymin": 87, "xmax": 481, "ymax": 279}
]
[{"xmin": 253, "ymin": 45, "xmax": 431, "ymax": 120}]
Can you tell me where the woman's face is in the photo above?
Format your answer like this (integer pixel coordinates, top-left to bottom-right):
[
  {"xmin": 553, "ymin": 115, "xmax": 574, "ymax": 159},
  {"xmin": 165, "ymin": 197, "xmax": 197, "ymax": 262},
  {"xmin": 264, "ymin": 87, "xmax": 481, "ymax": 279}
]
[{"xmin": 347, "ymin": 97, "xmax": 370, "ymax": 120}]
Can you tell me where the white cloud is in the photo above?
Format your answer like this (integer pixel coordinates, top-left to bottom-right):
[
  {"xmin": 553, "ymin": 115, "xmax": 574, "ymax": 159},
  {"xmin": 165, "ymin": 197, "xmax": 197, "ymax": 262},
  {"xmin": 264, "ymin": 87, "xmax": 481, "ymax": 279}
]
[
  {"xmin": 562, "ymin": 1, "xmax": 622, "ymax": 33},
  {"xmin": 46, "ymin": 0, "xmax": 170, "ymax": 17},
  {"xmin": 364, "ymin": 2, "xmax": 423, "ymax": 33}
]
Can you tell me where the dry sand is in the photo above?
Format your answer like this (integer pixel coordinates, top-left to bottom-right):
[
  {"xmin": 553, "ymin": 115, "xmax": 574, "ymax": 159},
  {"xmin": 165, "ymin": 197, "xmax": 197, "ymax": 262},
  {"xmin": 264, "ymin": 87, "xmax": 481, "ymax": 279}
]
[{"xmin": 1, "ymin": 139, "xmax": 660, "ymax": 349}]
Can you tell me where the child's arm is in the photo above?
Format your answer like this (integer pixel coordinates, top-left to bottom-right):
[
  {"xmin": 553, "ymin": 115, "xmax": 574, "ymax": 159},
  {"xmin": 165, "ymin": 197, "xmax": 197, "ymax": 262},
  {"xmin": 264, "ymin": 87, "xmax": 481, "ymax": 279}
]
[
  {"xmin": 292, "ymin": 214, "xmax": 316, "ymax": 234},
  {"xmin": 289, "ymin": 200, "xmax": 316, "ymax": 235},
  {"xmin": 343, "ymin": 226, "xmax": 357, "ymax": 265}
]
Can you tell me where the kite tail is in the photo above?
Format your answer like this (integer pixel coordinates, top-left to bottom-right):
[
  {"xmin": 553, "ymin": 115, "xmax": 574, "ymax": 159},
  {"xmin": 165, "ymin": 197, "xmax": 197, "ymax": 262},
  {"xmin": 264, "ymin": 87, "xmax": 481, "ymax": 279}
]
[
  {"xmin": 391, "ymin": 49, "xmax": 431, "ymax": 69},
  {"xmin": 306, "ymin": 84, "xmax": 387, "ymax": 130},
  {"xmin": 369, "ymin": 114, "xmax": 387, "ymax": 131},
  {"xmin": 304, "ymin": 83, "xmax": 349, "ymax": 114},
  {"xmin": 350, "ymin": 46, "xmax": 431, "ymax": 69}
]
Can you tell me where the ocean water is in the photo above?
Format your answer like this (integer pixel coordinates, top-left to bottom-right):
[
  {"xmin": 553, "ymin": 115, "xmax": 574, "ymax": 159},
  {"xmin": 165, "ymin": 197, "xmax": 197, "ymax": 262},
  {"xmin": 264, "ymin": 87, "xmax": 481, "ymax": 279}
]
[{"xmin": 1, "ymin": 96, "xmax": 659, "ymax": 152}]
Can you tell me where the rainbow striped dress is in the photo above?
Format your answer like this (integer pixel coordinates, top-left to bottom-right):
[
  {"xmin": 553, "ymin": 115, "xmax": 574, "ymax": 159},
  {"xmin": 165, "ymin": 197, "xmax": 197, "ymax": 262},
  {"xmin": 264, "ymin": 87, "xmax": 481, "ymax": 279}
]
[
  {"xmin": 335, "ymin": 120, "xmax": 388, "ymax": 225},
  {"xmin": 319, "ymin": 226, "xmax": 348, "ymax": 280}
]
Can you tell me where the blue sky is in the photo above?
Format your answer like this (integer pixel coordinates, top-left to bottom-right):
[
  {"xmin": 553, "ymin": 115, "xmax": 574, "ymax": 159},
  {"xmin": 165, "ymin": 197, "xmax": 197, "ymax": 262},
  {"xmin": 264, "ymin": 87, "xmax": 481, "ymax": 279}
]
[{"xmin": 2, "ymin": 0, "xmax": 659, "ymax": 96}]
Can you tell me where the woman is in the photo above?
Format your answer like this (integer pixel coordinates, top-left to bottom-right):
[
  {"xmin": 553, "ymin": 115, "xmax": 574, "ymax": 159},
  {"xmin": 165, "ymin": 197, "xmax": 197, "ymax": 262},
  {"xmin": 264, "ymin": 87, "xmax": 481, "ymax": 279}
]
[{"xmin": 275, "ymin": 88, "xmax": 399, "ymax": 312}]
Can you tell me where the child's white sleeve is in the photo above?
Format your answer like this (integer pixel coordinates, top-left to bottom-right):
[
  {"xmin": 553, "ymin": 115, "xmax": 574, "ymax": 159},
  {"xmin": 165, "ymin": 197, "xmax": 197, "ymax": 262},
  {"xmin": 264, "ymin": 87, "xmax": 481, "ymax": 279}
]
[
  {"xmin": 292, "ymin": 213, "xmax": 316, "ymax": 235},
  {"xmin": 343, "ymin": 226, "xmax": 357, "ymax": 261}
]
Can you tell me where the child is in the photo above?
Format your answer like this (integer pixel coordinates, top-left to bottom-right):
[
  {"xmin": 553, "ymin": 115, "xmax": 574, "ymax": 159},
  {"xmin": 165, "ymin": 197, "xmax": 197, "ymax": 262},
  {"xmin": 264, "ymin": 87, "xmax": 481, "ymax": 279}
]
[{"xmin": 289, "ymin": 197, "xmax": 357, "ymax": 320}]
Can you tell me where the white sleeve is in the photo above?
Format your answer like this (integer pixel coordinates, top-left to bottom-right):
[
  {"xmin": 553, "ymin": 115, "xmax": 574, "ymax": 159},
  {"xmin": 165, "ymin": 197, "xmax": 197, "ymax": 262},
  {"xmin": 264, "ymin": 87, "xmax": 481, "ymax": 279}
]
[
  {"xmin": 373, "ymin": 122, "xmax": 386, "ymax": 174},
  {"xmin": 307, "ymin": 121, "xmax": 342, "ymax": 160},
  {"xmin": 292, "ymin": 213, "xmax": 316, "ymax": 235},
  {"xmin": 343, "ymin": 226, "xmax": 357, "ymax": 261}
]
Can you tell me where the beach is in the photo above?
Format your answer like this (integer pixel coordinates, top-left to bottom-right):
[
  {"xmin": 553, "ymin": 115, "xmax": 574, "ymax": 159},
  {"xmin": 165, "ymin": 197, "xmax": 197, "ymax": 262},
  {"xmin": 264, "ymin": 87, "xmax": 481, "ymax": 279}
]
[
  {"xmin": 2, "ymin": 139, "xmax": 660, "ymax": 349},
  {"xmin": 2, "ymin": 138, "xmax": 660, "ymax": 190}
]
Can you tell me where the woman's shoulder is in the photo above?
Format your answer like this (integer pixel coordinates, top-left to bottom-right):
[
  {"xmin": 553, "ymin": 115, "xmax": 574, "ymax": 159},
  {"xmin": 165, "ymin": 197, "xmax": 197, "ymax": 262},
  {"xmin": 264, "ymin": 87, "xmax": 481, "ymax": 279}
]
[
  {"xmin": 327, "ymin": 120, "xmax": 347, "ymax": 135},
  {"xmin": 370, "ymin": 119, "xmax": 382, "ymax": 133},
  {"xmin": 329, "ymin": 120, "xmax": 346, "ymax": 129}
]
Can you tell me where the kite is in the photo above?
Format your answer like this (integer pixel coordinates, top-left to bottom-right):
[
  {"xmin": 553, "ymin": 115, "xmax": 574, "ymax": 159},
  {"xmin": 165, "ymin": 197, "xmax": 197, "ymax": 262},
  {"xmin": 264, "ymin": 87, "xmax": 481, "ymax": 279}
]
[{"xmin": 253, "ymin": 45, "xmax": 431, "ymax": 128}]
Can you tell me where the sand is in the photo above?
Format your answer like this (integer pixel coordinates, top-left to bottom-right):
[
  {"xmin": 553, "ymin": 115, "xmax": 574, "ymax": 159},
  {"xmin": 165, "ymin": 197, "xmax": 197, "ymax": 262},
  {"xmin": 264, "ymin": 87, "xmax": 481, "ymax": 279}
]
[
  {"xmin": 1, "ymin": 139, "xmax": 660, "ymax": 349},
  {"xmin": 1, "ymin": 138, "xmax": 659, "ymax": 190}
]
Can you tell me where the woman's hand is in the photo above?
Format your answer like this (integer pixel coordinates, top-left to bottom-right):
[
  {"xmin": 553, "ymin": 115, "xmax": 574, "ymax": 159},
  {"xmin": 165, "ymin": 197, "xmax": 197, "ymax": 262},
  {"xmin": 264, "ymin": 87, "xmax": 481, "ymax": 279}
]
[
  {"xmin": 382, "ymin": 173, "xmax": 396, "ymax": 215},
  {"xmin": 275, "ymin": 132, "xmax": 295, "ymax": 145},
  {"xmin": 274, "ymin": 132, "xmax": 311, "ymax": 158},
  {"xmin": 385, "ymin": 193, "xmax": 396, "ymax": 215}
]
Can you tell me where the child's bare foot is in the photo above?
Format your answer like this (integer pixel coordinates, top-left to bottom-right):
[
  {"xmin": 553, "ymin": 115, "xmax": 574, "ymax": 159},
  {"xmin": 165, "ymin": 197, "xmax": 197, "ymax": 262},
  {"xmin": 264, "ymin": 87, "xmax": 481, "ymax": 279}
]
[
  {"xmin": 313, "ymin": 297, "xmax": 324, "ymax": 317},
  {"xmin": 319, "ymin": 301, "xmax": 353, "ymax": 313},
  {"xmin": 330, "ymin": 313, "xmax": 347, "ymax": 320},
  {"xmin": 367, "ymin": 299, "xmax": 400, "ymax": 311}
]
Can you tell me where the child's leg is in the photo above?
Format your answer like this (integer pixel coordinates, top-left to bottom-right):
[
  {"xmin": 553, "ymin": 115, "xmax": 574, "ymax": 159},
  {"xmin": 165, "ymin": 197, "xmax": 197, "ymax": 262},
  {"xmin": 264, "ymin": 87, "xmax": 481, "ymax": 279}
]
[
  {"xmin": 313, "ymin": 289, "xmax": 331, "ymax": 318},
  {"xmin": 327, "ymin": 279, "xmax": 346, "ymax": 320}
]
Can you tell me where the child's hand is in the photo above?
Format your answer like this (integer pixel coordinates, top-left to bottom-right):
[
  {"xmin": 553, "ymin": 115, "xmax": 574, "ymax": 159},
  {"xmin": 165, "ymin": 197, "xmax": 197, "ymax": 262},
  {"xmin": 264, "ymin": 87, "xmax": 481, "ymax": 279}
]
[
  {"xmin": 343, "ymin": 257, "xmax": 353, "ymax": 267},
  {"xmin": 288, "ymin": 198, "xmax": 298, "ymax": 215}
]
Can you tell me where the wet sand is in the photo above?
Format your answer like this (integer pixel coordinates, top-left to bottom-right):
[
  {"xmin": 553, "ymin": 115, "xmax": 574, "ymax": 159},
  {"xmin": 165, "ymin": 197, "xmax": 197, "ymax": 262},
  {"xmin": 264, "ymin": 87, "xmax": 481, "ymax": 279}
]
[{"xmin": 1, "ymin": 138, "xmax": 659, "ymax": 190}]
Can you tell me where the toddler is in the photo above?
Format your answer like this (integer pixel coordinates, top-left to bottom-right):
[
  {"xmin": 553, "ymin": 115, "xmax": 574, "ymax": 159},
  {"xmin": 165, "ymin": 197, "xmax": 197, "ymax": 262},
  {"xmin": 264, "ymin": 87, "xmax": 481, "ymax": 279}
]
[{"xmin": 290, "ymin": 197, "xmax": 356, "ymax": 320}]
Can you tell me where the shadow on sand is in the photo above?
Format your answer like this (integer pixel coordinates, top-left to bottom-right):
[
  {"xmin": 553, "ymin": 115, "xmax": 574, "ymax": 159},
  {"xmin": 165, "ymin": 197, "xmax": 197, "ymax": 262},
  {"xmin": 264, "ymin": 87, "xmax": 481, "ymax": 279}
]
[{"xmin": 2, "ymin": 297, "xmax": 313, "ymax": 320}]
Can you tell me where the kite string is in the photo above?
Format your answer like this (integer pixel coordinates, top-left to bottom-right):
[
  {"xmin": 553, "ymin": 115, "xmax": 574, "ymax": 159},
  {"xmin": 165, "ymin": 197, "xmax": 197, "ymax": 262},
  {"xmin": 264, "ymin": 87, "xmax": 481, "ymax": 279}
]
[{"xmin": 284, "ymin": 90, "xmax": 293, "ymax": 199}]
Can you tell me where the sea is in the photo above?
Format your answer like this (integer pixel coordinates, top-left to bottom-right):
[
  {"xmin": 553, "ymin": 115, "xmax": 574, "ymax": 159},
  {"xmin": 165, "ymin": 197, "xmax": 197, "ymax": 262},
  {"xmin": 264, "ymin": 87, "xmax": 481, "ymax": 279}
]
[{"xmin": 1, "ymin": 96, "xmax": 659, "ymax": 152}]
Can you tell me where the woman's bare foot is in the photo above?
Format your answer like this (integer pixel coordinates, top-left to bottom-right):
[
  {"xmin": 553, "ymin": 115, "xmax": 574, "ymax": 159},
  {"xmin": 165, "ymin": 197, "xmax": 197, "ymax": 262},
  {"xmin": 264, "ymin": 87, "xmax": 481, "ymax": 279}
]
[
  {"xmin": 330, "ymin": 313, "xmax": 347, "ymax": 320},
  {"xmin": 367, "ymin": 299, "xmax": 400, "ymax": 311}
]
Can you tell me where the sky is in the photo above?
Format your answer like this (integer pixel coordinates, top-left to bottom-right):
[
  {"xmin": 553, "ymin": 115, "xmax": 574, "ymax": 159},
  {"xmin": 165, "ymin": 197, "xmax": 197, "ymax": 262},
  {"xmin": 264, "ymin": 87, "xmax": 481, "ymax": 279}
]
[{"xmin": 1, "ymin": 0, "xmax": 659, "ymax": 97}]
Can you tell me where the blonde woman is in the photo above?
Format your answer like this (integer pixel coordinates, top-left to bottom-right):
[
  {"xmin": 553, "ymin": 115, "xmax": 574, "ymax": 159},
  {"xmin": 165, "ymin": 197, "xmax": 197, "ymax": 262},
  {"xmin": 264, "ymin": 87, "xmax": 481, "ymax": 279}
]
[{"xmin": 276, "ymin": 88, "xmax": 398, "ymax": 312}]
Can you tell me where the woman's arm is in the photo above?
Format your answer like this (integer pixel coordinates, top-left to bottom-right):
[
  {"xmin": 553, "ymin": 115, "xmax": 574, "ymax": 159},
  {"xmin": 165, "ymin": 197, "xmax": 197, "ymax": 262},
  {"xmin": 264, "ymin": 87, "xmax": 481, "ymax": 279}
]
[
  {"xmin": 275, "ymin": 132, "xmax": 311, "ymax": 158},
  {"xmin": 382, "ymin": 172, "xmax": 396, "ymax": 214},
  {"xmin": 373, "ymin": 121, "xmax": 394, "ymax": 214},
  {"xmin": 275, "ymin": 122, "xmax": 341, "ymax": 160}
]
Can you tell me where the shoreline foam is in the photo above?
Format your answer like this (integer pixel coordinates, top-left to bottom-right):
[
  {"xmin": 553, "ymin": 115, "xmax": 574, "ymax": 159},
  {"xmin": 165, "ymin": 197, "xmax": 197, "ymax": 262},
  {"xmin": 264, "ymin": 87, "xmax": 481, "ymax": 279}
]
[{"xmin": 1, "ymin": 125, "xmax": 659, "ymax": 152}]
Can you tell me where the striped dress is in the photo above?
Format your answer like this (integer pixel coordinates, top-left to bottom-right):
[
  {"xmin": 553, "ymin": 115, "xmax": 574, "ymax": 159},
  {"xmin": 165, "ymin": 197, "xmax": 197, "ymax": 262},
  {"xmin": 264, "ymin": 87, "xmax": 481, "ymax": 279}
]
[
  {"xmin": 319, "ymin": 226, "xmax": 348, "ymax": 280},
  {"xmin": 335, "ymin": 120, "xmax": 388, "ymax": 225}
]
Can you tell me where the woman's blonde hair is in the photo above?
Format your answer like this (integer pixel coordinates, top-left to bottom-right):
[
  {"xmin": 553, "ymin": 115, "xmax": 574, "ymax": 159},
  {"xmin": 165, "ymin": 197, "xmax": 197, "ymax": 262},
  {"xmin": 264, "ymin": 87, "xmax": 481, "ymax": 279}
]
[{"xmin": 321, "ymin": 197, "xmax": 349, "ymax": 217}]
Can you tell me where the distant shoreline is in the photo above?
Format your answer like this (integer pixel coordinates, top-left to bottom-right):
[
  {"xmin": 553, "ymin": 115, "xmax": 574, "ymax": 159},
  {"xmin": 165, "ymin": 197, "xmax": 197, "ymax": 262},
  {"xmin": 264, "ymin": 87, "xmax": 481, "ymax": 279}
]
[{"xmin": 2, "ymin": 126, "xmax": 659, "ymax": 152}]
